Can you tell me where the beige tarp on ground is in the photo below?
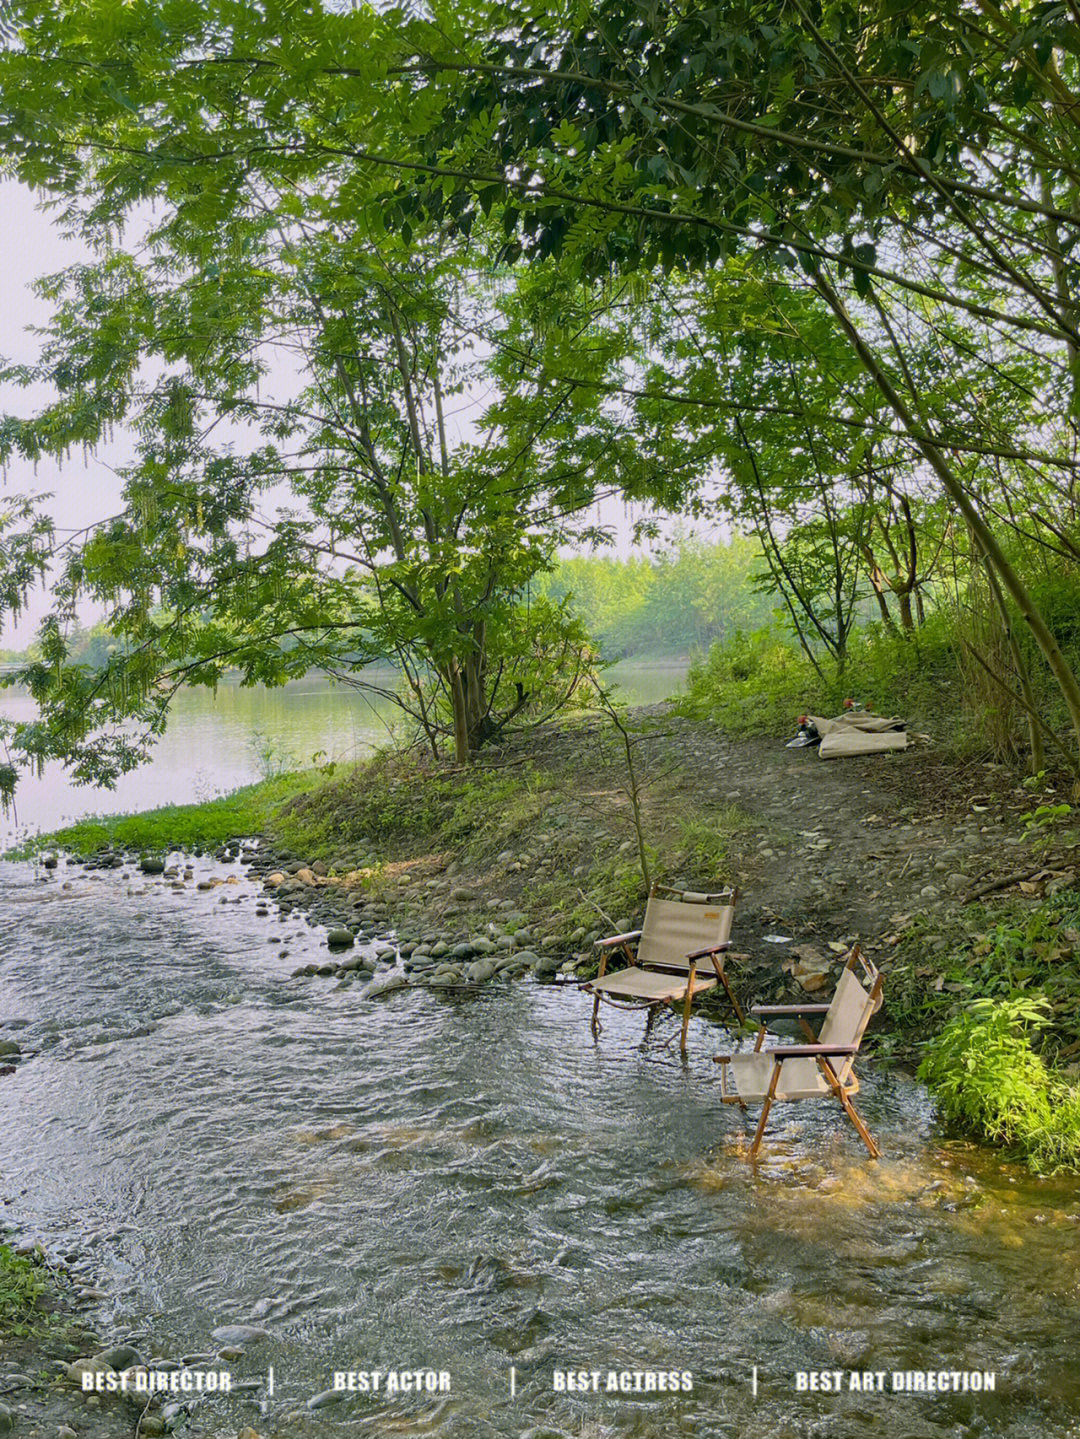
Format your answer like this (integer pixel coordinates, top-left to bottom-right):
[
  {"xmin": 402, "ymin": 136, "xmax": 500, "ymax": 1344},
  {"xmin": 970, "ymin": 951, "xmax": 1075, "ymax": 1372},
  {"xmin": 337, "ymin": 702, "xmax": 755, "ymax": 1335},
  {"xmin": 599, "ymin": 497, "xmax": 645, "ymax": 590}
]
[{"xmin": 808, "ymin": 711, "xmax": 908, "ymax": 759}]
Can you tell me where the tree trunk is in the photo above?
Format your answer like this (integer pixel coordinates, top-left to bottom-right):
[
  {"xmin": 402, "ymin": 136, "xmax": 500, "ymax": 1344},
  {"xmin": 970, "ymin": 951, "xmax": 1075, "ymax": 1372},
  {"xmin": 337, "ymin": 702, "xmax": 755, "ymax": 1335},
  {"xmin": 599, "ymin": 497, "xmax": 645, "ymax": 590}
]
[
  {"xmin": 983, "ymin": 557, "xmax": 1046, "ymax": 774},
  {"xmin": 447, "ymin": 661, "xmax": 470, "ymax": 766},
  {"xmin": 813, "ymin": 269, "xmax": 1080, "ymax": 762},
  {"xmin": 860, "ymin": 545, "xmax": 898, "ymax": 631}
]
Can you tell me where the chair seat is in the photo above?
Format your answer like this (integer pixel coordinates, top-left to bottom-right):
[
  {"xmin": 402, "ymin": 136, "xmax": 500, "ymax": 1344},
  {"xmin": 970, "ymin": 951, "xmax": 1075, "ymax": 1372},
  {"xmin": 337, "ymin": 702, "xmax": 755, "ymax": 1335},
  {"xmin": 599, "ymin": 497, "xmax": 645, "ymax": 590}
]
[
  {"xmin": 730, "ymin": 1052, "xmax": 835, "ymax": 1102},
  {"xmin": 588, "ymin": 966, "xmax": 719, "ymax": 1002}
]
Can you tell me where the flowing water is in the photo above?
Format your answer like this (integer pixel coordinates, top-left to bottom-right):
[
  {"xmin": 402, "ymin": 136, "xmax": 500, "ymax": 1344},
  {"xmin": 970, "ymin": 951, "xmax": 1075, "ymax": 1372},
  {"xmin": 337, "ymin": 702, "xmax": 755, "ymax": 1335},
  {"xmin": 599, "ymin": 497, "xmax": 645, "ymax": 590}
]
[
  {"xmin": 0, "ymin": 661, "xmax": 688, "ymax": 844},
  {"xmin": 2, "ymin": 857, "xmax": 1079, "ymax": 1439},
  {"xmin": 1, "ymin": 660, "xmax": 1079, "ymax": 1436}
]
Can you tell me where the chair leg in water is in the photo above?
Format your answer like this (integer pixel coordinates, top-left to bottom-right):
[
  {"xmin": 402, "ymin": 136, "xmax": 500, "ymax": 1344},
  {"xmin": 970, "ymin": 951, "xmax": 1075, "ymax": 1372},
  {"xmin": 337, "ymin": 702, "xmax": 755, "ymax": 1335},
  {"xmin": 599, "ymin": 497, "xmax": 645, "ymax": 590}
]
[
  {"xmin": 837, "ymin": 1089, "xmax": 881, "ymax": 1159},
  {"xmin": 747, "ymin": 1064, "xmax": 780, "ymax": 1160}
]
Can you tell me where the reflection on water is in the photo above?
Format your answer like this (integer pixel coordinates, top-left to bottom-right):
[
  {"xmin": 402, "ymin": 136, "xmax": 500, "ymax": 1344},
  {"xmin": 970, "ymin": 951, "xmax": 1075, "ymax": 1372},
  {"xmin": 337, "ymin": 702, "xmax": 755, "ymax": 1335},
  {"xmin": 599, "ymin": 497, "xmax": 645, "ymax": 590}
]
[
  {"xmin": 0, "ymin": 660, "xmax": 687, "ymax": 844},
  {"xmin": 0, "ymin": 858, "xmax": 1077, "ymax": 1438}
]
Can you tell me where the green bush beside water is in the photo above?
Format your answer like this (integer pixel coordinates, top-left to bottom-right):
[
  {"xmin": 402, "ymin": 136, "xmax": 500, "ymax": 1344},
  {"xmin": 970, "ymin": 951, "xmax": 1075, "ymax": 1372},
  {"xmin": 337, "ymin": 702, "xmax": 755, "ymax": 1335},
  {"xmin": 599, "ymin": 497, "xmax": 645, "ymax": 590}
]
[
  {"xmin": 888, "ymin": 888, "xmax": 1080, "ymax": 1057},
  {"xmin": 918, "ymin": 995, "xmax": 1080, "ymax": 1174},
  {"xmin": 0, "ymin": 1243, "xmax": 47, "ymax": 1336},
  {"xmin": 885, "ymin": 870, "xmax": 1080, "ymax": 1174}
]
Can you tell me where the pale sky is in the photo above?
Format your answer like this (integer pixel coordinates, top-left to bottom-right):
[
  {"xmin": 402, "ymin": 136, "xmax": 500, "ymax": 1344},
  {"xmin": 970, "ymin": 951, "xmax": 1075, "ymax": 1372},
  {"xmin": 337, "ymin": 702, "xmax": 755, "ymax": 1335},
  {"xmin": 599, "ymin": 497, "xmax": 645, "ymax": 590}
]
[
  {"xmin": 0, "ymin": 180, "xmax": 720, "ymax": 649},
  {"xmin": 0, "ymin": 180, "xmax": 135, "ymax": 644}
]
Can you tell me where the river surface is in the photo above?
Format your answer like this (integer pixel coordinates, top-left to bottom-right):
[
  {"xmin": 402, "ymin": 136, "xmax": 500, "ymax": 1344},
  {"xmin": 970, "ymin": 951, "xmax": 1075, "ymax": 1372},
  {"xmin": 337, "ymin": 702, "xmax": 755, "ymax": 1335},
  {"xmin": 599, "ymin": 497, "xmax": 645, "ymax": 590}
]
[
  {"xmin": 2, "ymin": 661, "xmax": 1080, "ymax": 1437},
  {"xmin": 2, "ymin": 856, "xmax": 1079, "ymax": 1438},
  {"xmin": 0, "ymin": 661, "xmax": 688, "ymax": 844}
]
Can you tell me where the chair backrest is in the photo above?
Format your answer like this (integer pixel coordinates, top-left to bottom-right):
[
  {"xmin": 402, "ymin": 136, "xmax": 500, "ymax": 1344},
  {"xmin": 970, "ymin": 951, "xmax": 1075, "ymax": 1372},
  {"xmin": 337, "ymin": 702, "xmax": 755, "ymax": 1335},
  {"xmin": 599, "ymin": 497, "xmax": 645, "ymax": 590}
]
[
  {"xmin": 817, "ymin": 947, "xmax": 882, "ymax": 1083},
  {"xmin": 637, "ymin": 887, "xmax": 736, "ymax": 971}
]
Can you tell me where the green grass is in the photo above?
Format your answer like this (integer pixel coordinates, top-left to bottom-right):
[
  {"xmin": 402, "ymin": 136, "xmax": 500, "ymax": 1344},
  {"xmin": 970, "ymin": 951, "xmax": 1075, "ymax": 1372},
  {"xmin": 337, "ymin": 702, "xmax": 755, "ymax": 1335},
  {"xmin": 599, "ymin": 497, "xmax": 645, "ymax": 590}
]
[
  {"xmin": 272, "ymin": 749, "xmax": 564, "ymax": 866},
  {"xmin": 0, "ymin": 1243, "xmax": 47, "ymax": 1336},
  {"xmin": 677, "ymin": 616, "xmax": 978, "ymax": 749},
  {"xmin": 887, "ymin": 887, "xmax": 1080, "ymax": 1059},
  {"xmin": 6, "ymin": 770, "xmax": 321, "ymax": 859}
]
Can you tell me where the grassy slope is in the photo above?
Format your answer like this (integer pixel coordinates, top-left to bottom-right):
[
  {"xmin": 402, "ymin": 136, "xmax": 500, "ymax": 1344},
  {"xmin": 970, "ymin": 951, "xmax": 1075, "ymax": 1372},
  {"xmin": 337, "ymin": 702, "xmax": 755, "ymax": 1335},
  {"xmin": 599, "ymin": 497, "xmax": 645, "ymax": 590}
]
[{"xmin": 6, "ymin": 771, "xmax": 320, "ymax": 859}]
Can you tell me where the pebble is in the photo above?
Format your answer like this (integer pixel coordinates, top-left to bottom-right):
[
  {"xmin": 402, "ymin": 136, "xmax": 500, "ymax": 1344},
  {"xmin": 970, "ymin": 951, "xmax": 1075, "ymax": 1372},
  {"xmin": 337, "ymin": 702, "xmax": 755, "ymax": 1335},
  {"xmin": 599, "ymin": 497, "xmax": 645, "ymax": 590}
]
[
  {"xmin": 307, "ymin": 1389, "xmax": 347, "ymax": 1409},
  {"xmin": 210, "ymin": 1324, "xmax": 271, "ymax": 1345},
  {"xmin": 364, "ymin": 975, "xmax": 410, "ymax": 999},
  {"xmin": 66, "ymin": 1356, "xmax": 113, "ymax": 1385},
  {"xmin": 98, "ymin": 1344, "xmax": 143, "ymax": 1370}
]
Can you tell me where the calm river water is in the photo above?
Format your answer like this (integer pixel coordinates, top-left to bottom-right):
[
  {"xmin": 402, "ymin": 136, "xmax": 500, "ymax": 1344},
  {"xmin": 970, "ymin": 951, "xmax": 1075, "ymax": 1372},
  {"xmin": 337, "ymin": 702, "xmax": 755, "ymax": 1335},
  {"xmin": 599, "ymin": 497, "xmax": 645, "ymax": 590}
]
[
  {"xmin": 0, "ymin": 661, "xmax": 687, "ymax": 844},
  {"xmin": 1, "ymin": 663, "xmax": 1079, "ymax": 1438}
]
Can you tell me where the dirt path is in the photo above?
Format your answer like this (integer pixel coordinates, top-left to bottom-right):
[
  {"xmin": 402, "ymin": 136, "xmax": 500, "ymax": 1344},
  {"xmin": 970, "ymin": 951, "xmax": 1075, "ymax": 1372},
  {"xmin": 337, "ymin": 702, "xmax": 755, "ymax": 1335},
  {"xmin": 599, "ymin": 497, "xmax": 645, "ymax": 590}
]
[
  {"xmin": 643, "ymin": 711, "xmax": 1076, "ymax": 1001},
  {"xmin": 467, "ymin": 707, "xmax": 1074, "ymax": 1005}
]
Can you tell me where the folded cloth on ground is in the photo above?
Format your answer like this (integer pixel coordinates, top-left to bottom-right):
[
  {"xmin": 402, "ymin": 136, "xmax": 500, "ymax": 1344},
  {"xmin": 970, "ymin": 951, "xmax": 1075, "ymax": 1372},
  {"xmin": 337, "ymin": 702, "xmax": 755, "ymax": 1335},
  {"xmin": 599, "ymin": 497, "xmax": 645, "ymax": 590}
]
[{"xmin": 807, "ymin": 712, "xmax": 908, "ymax": 758}]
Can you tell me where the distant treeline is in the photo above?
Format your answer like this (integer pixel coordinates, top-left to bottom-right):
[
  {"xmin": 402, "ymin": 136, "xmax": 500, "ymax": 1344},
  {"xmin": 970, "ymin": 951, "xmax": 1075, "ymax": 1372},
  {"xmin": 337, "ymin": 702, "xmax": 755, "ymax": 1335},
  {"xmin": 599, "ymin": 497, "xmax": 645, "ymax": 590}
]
[
  {"xmin": 539, "ymin": 538, "xmax": 776, "ymax": 660},
  {"xmin": 5, "ymin": 542, "xmax": 776, "ymax": 672},
  {"xmin": 5, "ymin": 622, "xmax": 116, "ymax": 670}
]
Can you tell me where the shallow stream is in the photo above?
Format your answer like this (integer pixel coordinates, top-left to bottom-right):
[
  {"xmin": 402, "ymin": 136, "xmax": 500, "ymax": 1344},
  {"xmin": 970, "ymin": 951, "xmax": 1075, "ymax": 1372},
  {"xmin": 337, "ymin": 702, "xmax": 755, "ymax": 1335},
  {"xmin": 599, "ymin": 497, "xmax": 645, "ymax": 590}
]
[{"xmin": 1, "ymin": 856, "xmax": 1079, "ymax": 1438}]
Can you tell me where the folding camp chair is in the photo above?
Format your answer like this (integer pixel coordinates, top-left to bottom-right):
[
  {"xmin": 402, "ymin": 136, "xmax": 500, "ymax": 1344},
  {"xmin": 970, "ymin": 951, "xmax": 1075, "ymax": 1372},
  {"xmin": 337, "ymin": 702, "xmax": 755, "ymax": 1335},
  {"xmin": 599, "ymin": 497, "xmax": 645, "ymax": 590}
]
[
  {"xmin": 581, "ymin": 885, "xmax": 742, "ymax": 1054},
  {"xmin": 715, "ymin": 945, "xmax": 883, "ymax": 1159}
]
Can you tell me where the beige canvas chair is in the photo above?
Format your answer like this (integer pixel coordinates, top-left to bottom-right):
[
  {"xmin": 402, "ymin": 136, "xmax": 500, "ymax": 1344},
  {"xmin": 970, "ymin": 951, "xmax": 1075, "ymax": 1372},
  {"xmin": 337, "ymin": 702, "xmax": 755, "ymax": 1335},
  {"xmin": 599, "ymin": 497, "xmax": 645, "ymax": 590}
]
[
  {"xmin": 715, "ymin": 946, "xmax": 883, "ymax": 1159},
  {"xmin": 581, "ymin": 885, "xmax": 742, "ymax": 1054}
]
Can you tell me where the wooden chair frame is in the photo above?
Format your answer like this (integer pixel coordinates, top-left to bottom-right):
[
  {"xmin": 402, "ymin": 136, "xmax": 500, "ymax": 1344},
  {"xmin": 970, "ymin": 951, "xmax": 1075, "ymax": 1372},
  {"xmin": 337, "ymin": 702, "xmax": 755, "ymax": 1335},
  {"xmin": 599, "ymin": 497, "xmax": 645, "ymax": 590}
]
[
  {"xmin": 581, "ymin": 883, "xmax": 743, "ymax": 1054},
  {"xmin": 715, "ymin": 945, "xmax": 883, "ymax": 1160}
]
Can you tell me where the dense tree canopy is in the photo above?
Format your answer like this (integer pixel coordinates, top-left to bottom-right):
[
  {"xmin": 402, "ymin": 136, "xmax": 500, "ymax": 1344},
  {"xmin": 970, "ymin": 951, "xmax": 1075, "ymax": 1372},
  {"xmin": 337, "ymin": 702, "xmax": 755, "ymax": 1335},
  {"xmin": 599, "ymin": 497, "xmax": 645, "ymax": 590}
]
[{"xmin": 5, "ymin": 0, "xmax": 1080, "ymax": 785}]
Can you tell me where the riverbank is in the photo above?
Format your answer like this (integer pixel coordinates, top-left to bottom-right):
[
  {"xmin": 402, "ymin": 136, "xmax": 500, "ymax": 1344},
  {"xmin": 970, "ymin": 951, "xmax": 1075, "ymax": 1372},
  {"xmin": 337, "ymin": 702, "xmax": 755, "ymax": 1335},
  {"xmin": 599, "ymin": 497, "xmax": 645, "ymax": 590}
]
[
  {"xmin": 4, "ymin": 721, "xmax": 1080, "ymax": 1436},
  {"xmin": 0, "ymin": 1228, "xmax": 279, "ymax": 1438},
  {"xmin": 0, "ymin": 1233, "xmax": 145, "ymax": 1439},
  {"xmin": 12, "ymin": 707, "xmax": 1080, "ymax": 1163}
]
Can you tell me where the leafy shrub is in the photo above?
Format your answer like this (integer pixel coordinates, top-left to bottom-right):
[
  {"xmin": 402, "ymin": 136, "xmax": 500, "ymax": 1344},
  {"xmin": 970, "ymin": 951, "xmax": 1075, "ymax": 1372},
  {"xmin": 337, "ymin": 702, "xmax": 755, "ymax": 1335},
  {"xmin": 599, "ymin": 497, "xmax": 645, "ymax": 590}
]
[
  {"xmin": 678, "ymin": 613, "xmax": 998, "ymax": 751},
  {"xmin": 918, "ymin": 994, "xmax": 1080, "ymax": 1174},
  {"xmin": 678, "ymin": 626, "xmax": 839, "ymax": 733},
  {"xmin": 0, "ymin": 1244, "xmax": 46, "ymax": 1333},
  {"xmin": 888, "ymin": 889, "xmax": 1080, "ymax": 1055}
]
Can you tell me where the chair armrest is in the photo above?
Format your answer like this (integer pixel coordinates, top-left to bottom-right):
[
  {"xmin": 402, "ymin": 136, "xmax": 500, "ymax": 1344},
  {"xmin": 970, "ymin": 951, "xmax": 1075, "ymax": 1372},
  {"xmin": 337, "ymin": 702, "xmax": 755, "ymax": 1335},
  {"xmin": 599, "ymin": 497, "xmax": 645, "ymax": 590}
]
[
  {"xmin": 595, "ymin": 930, "xmax": 642, "ymax": 948},
  {"xmin": 750, "ymin": 1004, "xmax": 831, "ymax": 1017},
  {"xmin": 766, "ymin": 1044, "xmax": 859, "ymax": 1058},
  {"xmin": 686, "ymin": 942, "xmax": 732, "ymax": 960}
]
